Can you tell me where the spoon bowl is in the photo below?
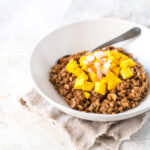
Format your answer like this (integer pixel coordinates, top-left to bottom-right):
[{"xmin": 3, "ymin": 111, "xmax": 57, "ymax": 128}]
[{"xmin": 30, "ymin": 18, "xmax": 150, "ymax": 121}]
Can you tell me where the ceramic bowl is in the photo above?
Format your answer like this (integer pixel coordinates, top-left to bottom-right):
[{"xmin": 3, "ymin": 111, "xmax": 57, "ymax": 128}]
[{"xmin": 30, "ymin": 18, "xmax": 150, "ymax": 121}]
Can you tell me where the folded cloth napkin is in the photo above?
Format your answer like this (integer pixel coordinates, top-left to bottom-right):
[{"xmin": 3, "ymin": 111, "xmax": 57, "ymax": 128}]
[{"xmin": 20, "ymin": 88, "xmax": 149, "ymax": 150}]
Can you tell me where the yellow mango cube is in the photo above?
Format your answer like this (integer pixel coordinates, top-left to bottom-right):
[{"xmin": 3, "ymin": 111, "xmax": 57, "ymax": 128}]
[
  {"xmin": 104, "ymin": 50, "xmax": 112, "ymax": 56},
  {"xmin": 108, "ymin": 55, "xmax": 120, "ymax": 65},
  {"xmin": 104, "ymin": 71, "xmax": 122, "ymax": 84},
  {"xmin": 120, "ymin": 59, "xmax": 136, "ymax": 68},
  {"xmin": 100, "ymin": 77, "xmax": 107, "ymax": 84},
  {"xmin": 77, "ymin": 72, "xmax": 88, "ymax": 80},
  {"xmin": 84, "ymin": 92, "xmax": 91, "ymax": 99},
  {"xmin": 91, "ymin": 65, "xmax": 97, "ymax": 73},
  {"xmin": 120, "ymin": 67, "xmax": 134, "ymax": 79},
  {"xmin": 74, "ymin": 78, "xmax": 85, "ymax": 89},
  {"xmin": 79, "ymin": 56, "xmax": 87, "ymax": 66},
  {"xmin": 111, "ymin": 51, "xmax": 122, "ymax": 60},
  {"xmin": 108, "ymin": 55, "xmax": 115, "ymax": 62},
  {"xmin": 73, "ymin": 68, "xmax": 84, "ymax": 77},
  {"xmin": 95, "ymin": 82, "xmax": 106, "ymax": 95},
  {"xmin": 66, "ymin": 60, "xmax": 78, "ymax": 73},
  {"xmin": 111, "ymin": 66, "xmax": 120, "ymax": 76},
  {"xmin": 108, "ymin": 81, "xmax": 117, "ymax": 90},
  {"xmin": 128, "ymin": 59, "xmax": 136, "ymax": 66},
  {"xmin": 115, "ymin": 60, "xmax": 120, "ymax": 66},
  {"xmin": 82, "ymin": 81, "xmax": 94, "ymax": 92},
  {"xmin": 81, "ymin": 64, "xmax": 88, "ymax": 72},
  {"xmin": 116, "ymin": 78, "xmax": 122, "ymax": 84},
  {"xmin": 110, "ymin": 63, "xmax": 116, "ymax": 70},
  {"xmin": 120, "ymin": 54, "xmax": 128, "ymax": 61},
  {"xmin": 89, "ymin": 72, "xmax": 100, "ymax": 82}
]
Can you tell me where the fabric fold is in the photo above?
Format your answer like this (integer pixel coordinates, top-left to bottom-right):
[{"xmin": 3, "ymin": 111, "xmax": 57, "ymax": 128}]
[{"xmin": 20, "ymin": 88, "xmax": 149, "ymax": 150}]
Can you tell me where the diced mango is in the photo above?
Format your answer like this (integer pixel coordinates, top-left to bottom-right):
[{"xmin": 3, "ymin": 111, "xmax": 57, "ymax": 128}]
[
  {"xmin": 82, "ymin": 81, "xmax": 94, "ymax": 92},
  {"xmin": 84, "ymin": 92, "xmax": 91, "ymax": 99},
  {"xmin": 102, "ymin": 71, "xmax": 122, "ymax": 87},
  {"xmin": 71, "ymin": 49, "xmax": 135, "ymax": 93},
  {"xmin": 120, "ymin": 67, "xmax": 134, "ymax": 79},
  {"xmin": 104, "ymin": 50, "xmax": 112, "ymax": 56},
  {"xmin": 115, "ymin": 60, "xmax": 120, "ymax": 66},
  {"xmin": 116, "ymin": 78, "xmax": 122, "ymax": 84},
  {"xmin": 108, "ymin": 55, "xmax": 120, "ymax": 65},
  {"xmin": 73, "ymin": 68, "xmax": 84, "ymax": 77},
  {"xmin": 111, "ymin": 66, "xmax": 120, "ymax": 76},
  {"xmin": 81, "ymin": 64, "xmax": 88, "ymax": 72},
  {"xmin": 74, "ymin": 78, "xmax": 85, "ymax": 89},
  {"xmin": 91, "ymin": 65, "xmax": 97, "ymax": 73},
  {"xmin": 66, "ymin": 60, "xmax": 78, "ymax": 73},
  {"xmin": 100, "ymin": 77, "xmax": 107, "ymax": 84},
  {"xmin": 110, "ymin": 63, "xmax": 116, "ymax": 70},
  {"xmin": 108, "ymin": 81, "xmax": 117, "ymax": 90},
  {"xmin": 111, "ymin": 51, "xmax": 122, "ymax": 60},
  {"xmin": 128, "ymin": 59, "xmax": 136, "ymax": 66},
  {"xmin": 120, "ymin": 59, "xmax": 136, "ymax": 68},
  {"xmin": 95, "ymin": 82, "xmax": 106, "ymax": 95},
  {"xmin": 104, "ymin": 71, "xmax": 122, "ymax": 84},
  {"xmin": 120, "ymin": 54, "xmax": 128, "ymax": 61},
  {"xmin": 108, "ymin": 55, "xmax": 115, "ymax": 62},
  {"xmin": 100, "ymin": 78, "xmax": 108, "ymax": 84},
  {"xmin": 79, "ymin": 56, "xmax": 87, "ymax": 66},
  {"xmin": 89, "ymin": 72, "xmax": 100, "ymax": 82},
  {"xmin": 77, "ymin": 72, "xmax": 88, "ymax": 80}
]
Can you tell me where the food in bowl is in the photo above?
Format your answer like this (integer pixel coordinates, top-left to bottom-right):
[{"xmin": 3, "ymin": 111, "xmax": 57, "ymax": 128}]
[{"xmin": 49, "ymin": 46, "xmax": 148, "ymax": 114}]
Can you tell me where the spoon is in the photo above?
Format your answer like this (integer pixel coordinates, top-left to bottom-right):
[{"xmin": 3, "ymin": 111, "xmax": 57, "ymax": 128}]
[{"xmin": 57, "ymin": 27, "xmax": 141, "ymax": 64}]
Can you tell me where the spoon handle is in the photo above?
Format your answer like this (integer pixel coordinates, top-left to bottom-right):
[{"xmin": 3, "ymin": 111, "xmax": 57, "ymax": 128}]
[{"xmin": 92, "ymin": 27, "xmax": 141, "ymax": 51}]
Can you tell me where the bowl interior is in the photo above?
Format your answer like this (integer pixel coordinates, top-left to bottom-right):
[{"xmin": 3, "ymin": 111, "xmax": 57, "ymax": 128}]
[{"xmin": 30, "ymin": 19, "xmax": 150, "ymax": 121}]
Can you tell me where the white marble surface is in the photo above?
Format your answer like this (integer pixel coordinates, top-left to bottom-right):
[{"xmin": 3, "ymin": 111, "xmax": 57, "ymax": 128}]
[{"xmin": 0, "ymin": 0, "xmax": 150, "ymax": 149}]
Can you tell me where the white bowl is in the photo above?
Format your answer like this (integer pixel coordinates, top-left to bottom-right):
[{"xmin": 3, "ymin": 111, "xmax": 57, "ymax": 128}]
[{"xmin": 30, "ymin": 18, "xmax": 150, "ymax": 122}]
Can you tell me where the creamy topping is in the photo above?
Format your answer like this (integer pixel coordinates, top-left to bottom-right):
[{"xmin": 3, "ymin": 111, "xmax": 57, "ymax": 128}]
[{"xmin": 86, "ymin": 55, "xmax": 95, "ymax": 62}]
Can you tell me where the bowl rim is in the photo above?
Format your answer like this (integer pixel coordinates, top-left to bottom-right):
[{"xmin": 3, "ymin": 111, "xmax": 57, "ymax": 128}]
[{"xmin": 30, "ymin": 18, "xmax": 150, "ymax": 121}]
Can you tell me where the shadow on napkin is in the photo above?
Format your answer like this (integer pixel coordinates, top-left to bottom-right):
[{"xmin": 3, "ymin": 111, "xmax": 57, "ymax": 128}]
[{"xmin": 19, "ymin": 88, "xmax": 149, "ymax": 150}]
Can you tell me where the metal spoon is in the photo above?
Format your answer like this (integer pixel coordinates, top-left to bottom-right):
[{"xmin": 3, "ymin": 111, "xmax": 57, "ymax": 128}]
[{"xmin": 57, "ymin": 27, "xmax": 141, "ymax": 64}]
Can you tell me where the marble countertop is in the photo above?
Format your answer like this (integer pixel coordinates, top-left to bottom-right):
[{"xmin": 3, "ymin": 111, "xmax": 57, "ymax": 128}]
[{"xmin": 0, "ymin": 0, "xmax": 150, "ymax": 149}]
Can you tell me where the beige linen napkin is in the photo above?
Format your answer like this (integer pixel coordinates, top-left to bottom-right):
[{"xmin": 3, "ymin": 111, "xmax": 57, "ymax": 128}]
[{"xmin": 20, "ymin": 88, "xmax": 149, "ymax": 150}]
